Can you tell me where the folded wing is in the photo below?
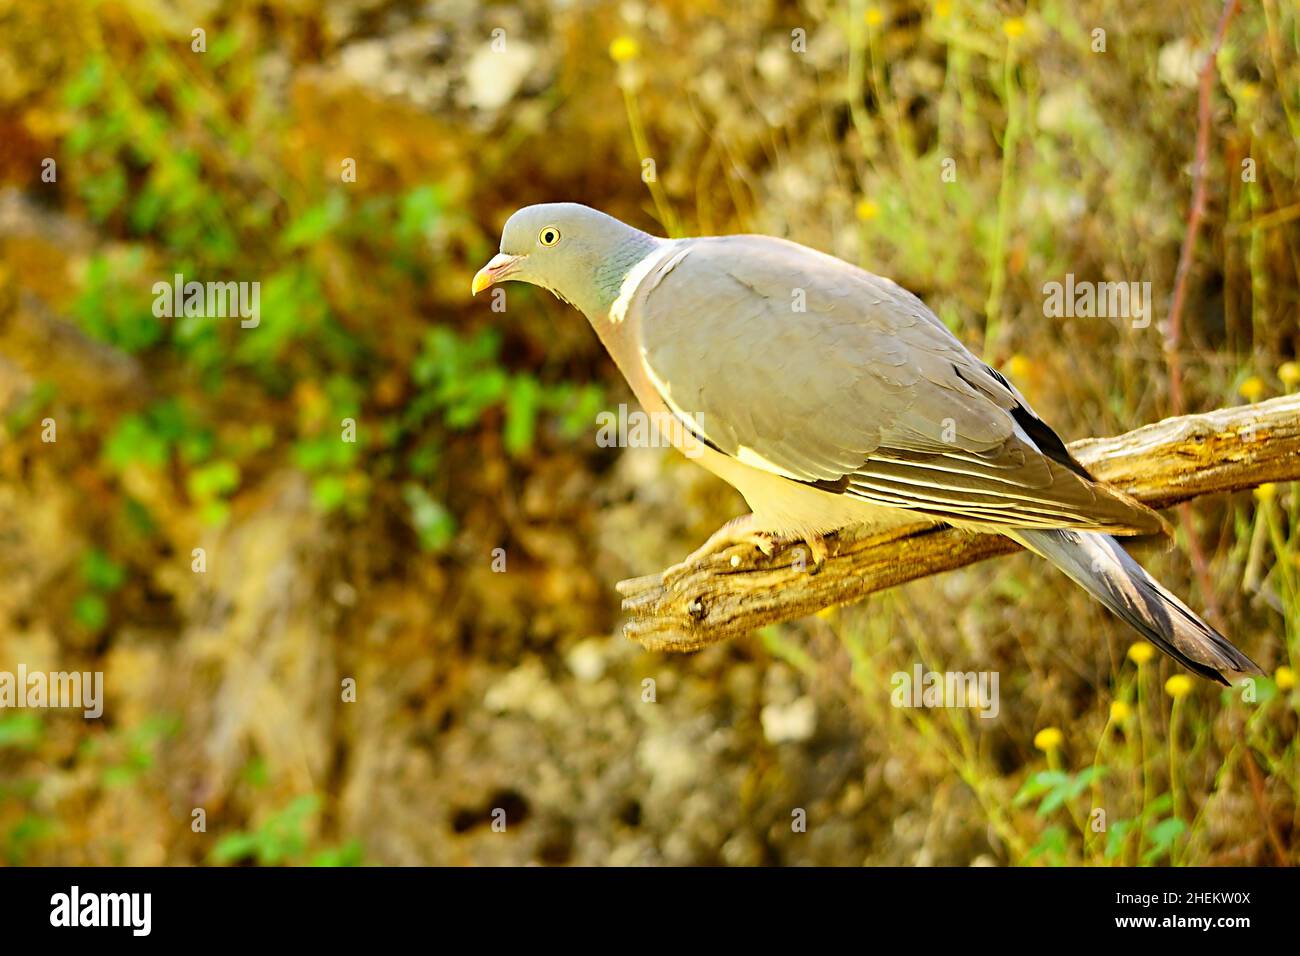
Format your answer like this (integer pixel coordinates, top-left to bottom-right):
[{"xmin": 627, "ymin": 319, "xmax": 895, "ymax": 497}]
[{"xmin": 635, "ymin": 235, "xmax": 1163, "ymax": 534}]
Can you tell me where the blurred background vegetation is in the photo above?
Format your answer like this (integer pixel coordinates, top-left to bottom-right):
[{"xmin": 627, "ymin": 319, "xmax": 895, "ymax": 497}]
[{"xmin": 0, "ymin": 0, "xmax": 1296, "ymax": 866}]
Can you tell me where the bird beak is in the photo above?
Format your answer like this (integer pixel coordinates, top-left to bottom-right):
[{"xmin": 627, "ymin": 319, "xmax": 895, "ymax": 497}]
[{"xmin": 472, "ymin": 253, "xmax": 524, "ymax": 295}]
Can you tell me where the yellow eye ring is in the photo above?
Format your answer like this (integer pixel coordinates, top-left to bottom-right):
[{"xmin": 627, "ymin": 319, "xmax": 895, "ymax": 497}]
[{"xmin": 538, "ymin": 226, "xmax": 561, "ymax": 246}]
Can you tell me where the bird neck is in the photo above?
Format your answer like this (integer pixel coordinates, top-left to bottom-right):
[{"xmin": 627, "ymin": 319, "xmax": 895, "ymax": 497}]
[{"xmin": 582, "ymin": 230, "xmax": 662, "ymax": 320}]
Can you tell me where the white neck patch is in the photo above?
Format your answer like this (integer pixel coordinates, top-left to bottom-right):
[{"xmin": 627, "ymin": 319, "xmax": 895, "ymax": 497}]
[{"xmin": 608, "ymin": 243, "xmax": 685, "ymax": 324}]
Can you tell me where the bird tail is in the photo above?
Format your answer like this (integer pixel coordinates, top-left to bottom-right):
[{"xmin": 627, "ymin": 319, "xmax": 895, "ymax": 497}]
[{"xmin": 1006, "ymin": 528, "xmax": 1262, "ymax": 685}]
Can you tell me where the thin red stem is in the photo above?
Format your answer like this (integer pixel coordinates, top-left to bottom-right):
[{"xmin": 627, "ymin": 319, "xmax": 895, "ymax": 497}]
[{"xmin": 1164, "ymin": 0, "xmax": 1241, "ymax": 622}]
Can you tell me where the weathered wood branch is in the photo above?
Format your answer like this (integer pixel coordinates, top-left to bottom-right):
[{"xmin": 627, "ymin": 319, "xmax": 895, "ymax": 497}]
[{"xmin": 616, "ymin": 395, "xmax": 1300, "ymax": 652}]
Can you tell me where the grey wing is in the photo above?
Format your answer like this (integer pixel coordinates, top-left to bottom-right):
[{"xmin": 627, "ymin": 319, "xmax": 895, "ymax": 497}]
[{"xmin": 635, "ymin": 235, "xmax": 1161, "ymax": 534}]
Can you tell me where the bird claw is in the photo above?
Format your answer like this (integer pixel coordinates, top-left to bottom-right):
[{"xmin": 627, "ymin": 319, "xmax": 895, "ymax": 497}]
[
  {"xmin": 659, "ymin": 519, "xmax": 830, "ymax": 587},
  {"xmin": 795, "ymin": 534, "xmax": 831, "ymax": 569},
  {"xmin": 660, "ymin": 521, "xmax": 771, "ymax": 586}
]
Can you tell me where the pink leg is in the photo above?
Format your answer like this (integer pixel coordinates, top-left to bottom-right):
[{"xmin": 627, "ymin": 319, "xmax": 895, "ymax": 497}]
[{"xmin": 661, "ymin": 514, "xmax": 831, "ymax": 584}]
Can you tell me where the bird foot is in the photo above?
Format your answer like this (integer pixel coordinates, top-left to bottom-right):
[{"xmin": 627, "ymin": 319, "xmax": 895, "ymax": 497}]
[{"xmin": 660, "ymin": 517, "xmax": 831, "ymax": 586}]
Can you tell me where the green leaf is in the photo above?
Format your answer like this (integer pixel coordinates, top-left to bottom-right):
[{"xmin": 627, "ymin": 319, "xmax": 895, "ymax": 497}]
[
  {"xmin": 1025, "ymin": 824, "xmax": 1068, "ymax": 865},
  {"xmin": 207, "ymin": 30, "xmax": 240, "ymax": 67},
  {"xmin": 64, "ymin": 58, "xmax": 106, "ymax": 108},
  {"xmin": 1013, "ymin": 770, "xmax": 1069, "ymax": 806},
  {"xmin": 1148, "ymin": 817, "xmax": 1186, "ymax": 847},
  {"xmin": 103, "ymin": 415, "xmax": 170, "ymax": 471},
  {"xmin": 72, "ymin": 252, "xmax": 163, "ymax": 352},
  {"xmin": 0, "ymin": 713, "xmax": 43, "ymax": 749},
  {"xmin": 234, "ymin": 267, "xmax": 329, "ymax": 365},
  {"xmin": 406, "ymin": 442, "xmax": 440, "ymax": 478},
  {"xmin": 310, "ymin": 840, "xmax": 364, "ymax": 867},
  {"xmin": 403, "ymin": 484, "xmax": 455, "ymax": 552},
  {"xmin": 396, "ymin": 185, "xmax": 444, "ymax": 244},
  {"xmin": 72, "ymin": 593, "xmax": 109, "ymax": 632},
  {"xmin": 210, "ymin": 795, "xmax": 321, "ymax": 866},
  {"xmin": 102, "ymin": 765, "xmax": 142, "ymax": 787},
  {"xmin": 210, "ymin": 832, "xmax": 262, "ymax": 865},
  {"xmin": 187, "ymin": 459, "xmax": 241, "ymax": 501},
  {"xmin": 199, "ymin": 500, "xmax": 231, "ymax": 526},
  {"xmin": 1073, "ymin": 766, "xmax": 1107, "ymax": 792},
  {"xmin": 553, "ymin": 383, "xmax": 606, "ymax": 439},
  {"xmin": 1104, "ymin": 819, "xmax": 1134, "ymax": 860},
  {"xmin": 504, "ymin": 376, "xmax": 540, "ymax": 456},
  {"xmin": 1141, "ymin": 817, "xmax": 1187, "ymax": 864},
  {"xmin": 282, "ymin": 193, "xmax": 347, "ymax": 250},
  {"xmin": 82, "ymin": 548, "xmax": 126, "ymax": 592},
  {"xmin": 1047, "ymin": 766, "xmax": 1106, "ymax": 812},
  {"xmin": 242, "ymin": 757, "xmax": 269, "ymax": 788},
  {"xmin": 5, "ymin": 381, "xmax": 57, "ymax": 433},
  {"xmin": 310, "ymin": 474, "xmax": 350, "ymax": 513},
  {"xmin": 1143, "ymin": 793, "xmax": 1174, "ymax": 819},
  {"xmin": 4, "ymin": 815, "xmax": 57, "ymax": 864}
]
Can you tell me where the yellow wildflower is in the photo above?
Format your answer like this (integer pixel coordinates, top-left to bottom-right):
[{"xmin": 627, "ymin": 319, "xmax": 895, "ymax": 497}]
[
  {"xmin": 1006, "ymin": 353, "xmax": 1033, "ymax": 381},
  {"xmin": 1033, "ymin": 727, "xmax": 1063, "ymax": 752},
  {"xmin": 609, "ymin": 36, "xmax": 639, "ymax": 63},
  {"xmin": 1128, "ymin": 642, "xmax": 1156, "ymax": 665}
]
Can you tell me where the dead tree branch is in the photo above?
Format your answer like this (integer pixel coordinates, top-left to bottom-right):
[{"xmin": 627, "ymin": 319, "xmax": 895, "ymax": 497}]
[{"xmin": 617, "ymin": 395, "xmax": 1300, "ymax": 652}]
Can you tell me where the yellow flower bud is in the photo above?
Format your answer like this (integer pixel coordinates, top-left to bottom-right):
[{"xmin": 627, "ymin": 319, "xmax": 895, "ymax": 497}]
[
  {"xmin": 609, "ymin": 36, "xmax": 639, "ymax": 63},
  {"xmin": 1239, "ymin": 376, "xmax": 1266, "ymax": 403},
  {"xmin": 1276, "ymin": 666, "xmax": 1296, "ymax": 692},
  {"xmin": 1003, "ymin": 18, "xmax": 1026, "ymax": 39},
  {"xmin": 1279, "ymin": 362, "xmax": 1300, "ymax": 389},
  {"xmin": 1006, "ymin": 353, "xmax": 1032, "ymax": 380},
  {"xmin": 865, "ymin": 7, "xmax": 885, "ymax": 27},
  {"xmin": 1164, "ymin": 675, "xmax": 1193, "ymax": 699},
  {"xmin": 855, "ymin": 198, "xmax": 880, "ymax": 221},
  {"xmin": 1254, "ymin": 483, "xmax": 1276, "ymax": 504},
  {"xmin": 1109, "ymin": 700, "xmax": 1132, "ymax": 722},
  {"xmin": 1127, "ymin": 642, "xmax": 1156, "ymax": 665},
  {"xmin": 1033, "ymin": 727, "xmax": 1063, "ymax": 752}
]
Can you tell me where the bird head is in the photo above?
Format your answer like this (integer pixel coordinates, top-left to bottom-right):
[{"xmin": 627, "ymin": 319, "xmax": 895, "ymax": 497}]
[{"xmin": 472, "ymin": 203, "xmax": 660, "ymax": 318}]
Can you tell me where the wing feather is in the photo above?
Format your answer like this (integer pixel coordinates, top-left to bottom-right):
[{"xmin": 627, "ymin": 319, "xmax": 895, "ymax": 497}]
[{"xmin": 635, "ymin": 235, "xmax": 1162, "ymax": 535}]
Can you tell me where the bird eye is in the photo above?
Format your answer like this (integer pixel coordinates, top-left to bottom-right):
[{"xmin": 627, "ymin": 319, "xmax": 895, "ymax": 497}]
[{"xmin": 538, "ymin": 226, "xmax": 561, "ymax": 247}]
